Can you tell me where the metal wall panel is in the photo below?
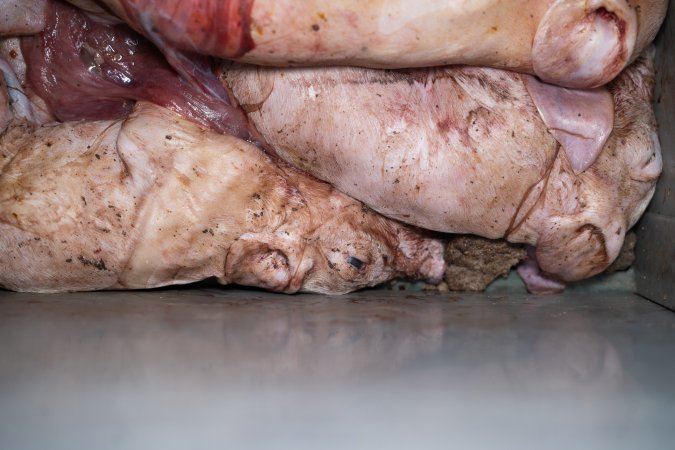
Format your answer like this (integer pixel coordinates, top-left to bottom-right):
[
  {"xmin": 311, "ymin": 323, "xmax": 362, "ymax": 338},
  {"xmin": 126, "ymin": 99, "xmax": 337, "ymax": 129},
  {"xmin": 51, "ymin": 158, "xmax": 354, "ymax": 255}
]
[{"xmin": 635, "ymin": 0, "xmax": 675, "ymax": 307}]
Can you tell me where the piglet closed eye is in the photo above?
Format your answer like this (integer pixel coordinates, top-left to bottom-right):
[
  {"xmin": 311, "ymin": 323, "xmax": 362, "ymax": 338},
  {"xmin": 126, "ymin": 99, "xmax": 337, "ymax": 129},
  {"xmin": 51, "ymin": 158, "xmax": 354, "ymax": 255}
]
[{"xmin": 347, "ymin": 256, "xmax": 365, "ymax": 270}]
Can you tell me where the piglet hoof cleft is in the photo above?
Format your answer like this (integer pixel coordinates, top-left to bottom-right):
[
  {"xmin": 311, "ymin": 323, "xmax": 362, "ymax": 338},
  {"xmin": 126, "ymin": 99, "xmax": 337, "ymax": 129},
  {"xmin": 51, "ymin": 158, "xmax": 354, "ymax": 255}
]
[{"xmin": 533, "ymin": 0, "xmax": 637, "ymax": 88}]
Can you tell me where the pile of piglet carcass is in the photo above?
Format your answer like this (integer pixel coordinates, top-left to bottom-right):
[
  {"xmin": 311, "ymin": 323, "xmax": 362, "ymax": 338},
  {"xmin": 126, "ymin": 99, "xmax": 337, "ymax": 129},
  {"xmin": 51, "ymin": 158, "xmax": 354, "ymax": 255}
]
[{"xmin": 0, "ymin": 0, "xmax": 666, "ymax": 294}]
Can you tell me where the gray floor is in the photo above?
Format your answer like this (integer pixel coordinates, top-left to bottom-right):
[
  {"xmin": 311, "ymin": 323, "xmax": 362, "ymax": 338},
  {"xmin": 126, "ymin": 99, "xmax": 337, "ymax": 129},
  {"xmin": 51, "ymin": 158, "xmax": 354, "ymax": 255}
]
[{"xmin": 1, "ymin": 288, "xmax": 674, "ymax": 450}]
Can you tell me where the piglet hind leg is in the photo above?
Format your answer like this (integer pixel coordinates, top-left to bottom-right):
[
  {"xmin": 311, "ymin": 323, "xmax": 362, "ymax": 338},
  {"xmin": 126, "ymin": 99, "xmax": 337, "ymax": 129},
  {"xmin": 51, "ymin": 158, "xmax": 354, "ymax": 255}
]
[{"xmin": 533, "ymin": 0, "xmax": 637, "ymax": 88}]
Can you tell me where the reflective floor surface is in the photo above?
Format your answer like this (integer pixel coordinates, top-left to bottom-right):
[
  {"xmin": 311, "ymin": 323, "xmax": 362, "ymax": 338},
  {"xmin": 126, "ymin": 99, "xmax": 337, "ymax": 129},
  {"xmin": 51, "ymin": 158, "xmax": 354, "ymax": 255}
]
[{"xmin": 1, "ymin": 289, "xmax": 674, "ymax": 449}]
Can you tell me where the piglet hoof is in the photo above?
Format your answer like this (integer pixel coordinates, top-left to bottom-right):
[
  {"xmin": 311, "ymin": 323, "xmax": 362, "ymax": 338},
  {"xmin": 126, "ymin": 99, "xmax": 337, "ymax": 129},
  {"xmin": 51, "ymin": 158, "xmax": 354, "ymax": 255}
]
[
  {"xmin": 533, "ymin": 0, "xmax": 637, "ymax": 88},
  {"xmin": 395, "ymin": 234, "xmax": 446, "ymax": 285},
  {"xmin": 517, "ymin": 246, "xmax": 566, "ymax": 295}
]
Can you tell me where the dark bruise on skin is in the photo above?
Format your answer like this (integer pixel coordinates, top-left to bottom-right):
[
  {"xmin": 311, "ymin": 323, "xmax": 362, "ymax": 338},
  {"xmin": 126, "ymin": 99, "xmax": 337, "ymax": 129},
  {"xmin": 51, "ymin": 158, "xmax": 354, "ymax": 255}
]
[{"xmin": 119, "ymin": 0, "xmax": 256, "ymax": 58}]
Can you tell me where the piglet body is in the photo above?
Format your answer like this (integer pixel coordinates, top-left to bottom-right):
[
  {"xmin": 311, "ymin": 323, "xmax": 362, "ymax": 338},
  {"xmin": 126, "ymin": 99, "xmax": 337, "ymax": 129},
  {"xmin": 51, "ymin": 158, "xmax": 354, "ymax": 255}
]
[
  {"xmin": 223, "ymin": 54, "xmax": 661, "ymax": 283},
  {"xmin": 93, "ymin": 0, "xmax": 666, "ymax": 88},
  {"xmin": 0, "ymin": 102, "xmax": 445, "ymax": 293}
]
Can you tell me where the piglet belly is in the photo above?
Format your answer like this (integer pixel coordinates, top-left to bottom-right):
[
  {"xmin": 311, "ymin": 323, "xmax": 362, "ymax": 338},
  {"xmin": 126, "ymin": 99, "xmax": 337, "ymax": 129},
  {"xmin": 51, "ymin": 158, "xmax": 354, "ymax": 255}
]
[{"xmin": 224, "ymin": 65, "xmax": 558, "ymax": 237}]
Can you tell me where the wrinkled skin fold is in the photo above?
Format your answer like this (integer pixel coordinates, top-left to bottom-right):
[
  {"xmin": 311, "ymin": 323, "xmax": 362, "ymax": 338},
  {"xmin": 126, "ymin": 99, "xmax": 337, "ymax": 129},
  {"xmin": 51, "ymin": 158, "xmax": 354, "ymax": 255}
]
[
  {"xmin": 0, "ymin": 102, "xmax": 445, "ymax": 294},
  {"xmin": 223, "ymin": 52, "xmax": 662, "ymax": 284}
]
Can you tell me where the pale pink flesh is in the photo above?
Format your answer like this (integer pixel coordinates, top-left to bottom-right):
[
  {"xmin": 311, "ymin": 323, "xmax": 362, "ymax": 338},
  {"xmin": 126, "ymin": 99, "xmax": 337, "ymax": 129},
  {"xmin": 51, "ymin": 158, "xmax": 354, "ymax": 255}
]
[
  {"xmin": 0, "ymin": 0, "xmax": 46, "ymax": 37},
  {"xmin": 223, "ymin": 64, "xmax": 558, "ymax": 238}
]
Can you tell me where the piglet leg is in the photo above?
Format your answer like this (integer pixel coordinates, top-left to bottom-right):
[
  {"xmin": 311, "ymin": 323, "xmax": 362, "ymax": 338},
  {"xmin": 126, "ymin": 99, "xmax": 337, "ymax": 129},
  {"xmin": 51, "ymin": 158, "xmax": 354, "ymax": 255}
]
[{"xmin": 533, "ymin": 0, "xmax": 637, "ymax": 88}]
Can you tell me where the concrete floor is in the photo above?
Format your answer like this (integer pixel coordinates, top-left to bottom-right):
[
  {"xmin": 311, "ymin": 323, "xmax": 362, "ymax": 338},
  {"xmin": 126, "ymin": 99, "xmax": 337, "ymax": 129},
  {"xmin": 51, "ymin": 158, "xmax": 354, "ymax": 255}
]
[{"xmin": 1, "ymin": 289, "xmax": 674, "ymax": 450}]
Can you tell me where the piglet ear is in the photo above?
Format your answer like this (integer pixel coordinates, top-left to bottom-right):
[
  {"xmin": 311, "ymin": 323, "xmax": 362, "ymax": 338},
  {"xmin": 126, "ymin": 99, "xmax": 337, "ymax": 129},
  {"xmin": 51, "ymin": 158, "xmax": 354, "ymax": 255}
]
[{"xmin": 524, "ymin": 75, "xmax": 614, "ymax": 174}]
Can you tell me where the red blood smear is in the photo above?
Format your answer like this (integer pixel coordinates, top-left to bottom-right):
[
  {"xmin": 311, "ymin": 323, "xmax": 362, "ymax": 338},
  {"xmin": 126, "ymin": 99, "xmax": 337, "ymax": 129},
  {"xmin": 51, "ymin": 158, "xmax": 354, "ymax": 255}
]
[
  {"xmin": 22, "ymin": 0, "xmax": 251, "ymax": 138},
  {"xmin": 119, "ymin": 0, "xmax": 255, "ymax": 59}
]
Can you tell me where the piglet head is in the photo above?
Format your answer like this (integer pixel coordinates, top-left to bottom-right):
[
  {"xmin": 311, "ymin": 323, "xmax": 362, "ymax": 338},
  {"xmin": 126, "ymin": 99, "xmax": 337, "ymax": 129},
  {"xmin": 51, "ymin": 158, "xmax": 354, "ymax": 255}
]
[
  {"xmin": 224, "ymin": 174, "xmax": 445, "ymax": 295},
  {"xmin": 525, "ymin": 50, "xmax": 661, "ymax": 282},
  {"xmin": 299, "ymin": 201, "xmax": 446, "ymax": 295}
]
